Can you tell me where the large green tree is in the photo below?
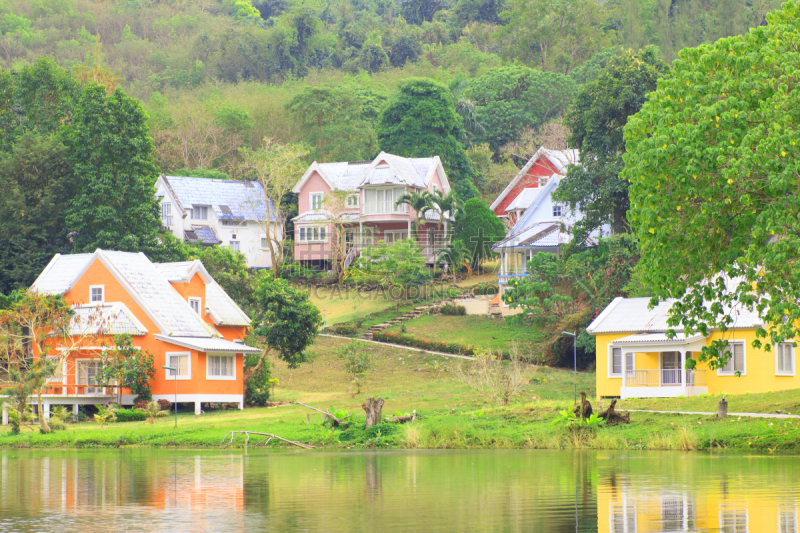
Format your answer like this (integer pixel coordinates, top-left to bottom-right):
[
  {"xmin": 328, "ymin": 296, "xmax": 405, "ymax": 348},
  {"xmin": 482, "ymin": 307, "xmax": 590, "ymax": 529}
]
[
  {"xmin": 466, "ymin": 66, "xmax": 576, "ymax": 154},
  {"xmin": 377, "ymin": 78, "xmax": 479, "ymax": 200},
  {"xmin": 622, "ymin": 1, "xmax": 800, "ymax": 369},
  {"xmin": 65, "ymin": 84, "xmax": 169, "ymax": 257},
  {"xmin": 554, "ymin": 47, "xmax": 668, "ymax": 240},
  {"xmin": 453, "ymin": 198, "xmax": 506, "ymax": 268}
]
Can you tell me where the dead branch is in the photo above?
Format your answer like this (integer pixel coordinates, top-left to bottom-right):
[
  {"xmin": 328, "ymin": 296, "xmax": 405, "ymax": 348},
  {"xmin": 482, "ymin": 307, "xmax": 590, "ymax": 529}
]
[
  {"xmin": 220, "ymin": 430, "xmax": 315, "ymax": 450},
  {"xmin": 296, "ymin": 401, "xmax": 351, "ymax": 426},
  {"xmin": 598, "ymin": 399, "xmax": 630, "ymax": 426},
  {"xmin": 387, "ymin": 410, "xmax": 421, "ymax": 424}
]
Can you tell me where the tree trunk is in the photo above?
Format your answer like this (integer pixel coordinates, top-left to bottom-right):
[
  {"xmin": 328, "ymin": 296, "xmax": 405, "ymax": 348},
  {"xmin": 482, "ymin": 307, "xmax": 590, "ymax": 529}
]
[
  {"xmin": 717, "ymin": 396, "xmax": 728, "ymax": 419},
  {"xmin": 243, "ymin": 347, "xmax": 271, "ymax": 396},
  {"xmin": 362, "ymin": 397, "xmax": 384, "ymax": 429},
  {"xmin": 36, "ymin": 390, "xmax": 50, "ymax": 434}
]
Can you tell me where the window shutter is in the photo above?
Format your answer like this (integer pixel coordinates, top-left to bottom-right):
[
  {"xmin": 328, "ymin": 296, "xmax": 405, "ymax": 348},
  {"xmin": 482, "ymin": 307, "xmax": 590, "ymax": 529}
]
[
  {"xmin": 612, "ymin": 348, "xmax": 622, "ymax": 374},
  {"xmin": 734, "ymin": 343, "xmax": 744, "ymax": 372}
]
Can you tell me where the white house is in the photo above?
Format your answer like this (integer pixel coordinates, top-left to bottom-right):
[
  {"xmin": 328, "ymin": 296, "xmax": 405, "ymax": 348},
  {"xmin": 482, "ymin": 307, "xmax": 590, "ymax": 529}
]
[
  {"xmin": 155, "ymin": 175, "xmax": 280, "ymax": 269},
  {"xmin": 491, "ymin": 174, "xmax": 610, "ymax": 302}
]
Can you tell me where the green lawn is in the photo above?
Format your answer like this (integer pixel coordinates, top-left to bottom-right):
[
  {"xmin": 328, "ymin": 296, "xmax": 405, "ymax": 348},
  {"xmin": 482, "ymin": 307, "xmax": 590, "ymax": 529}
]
[
  {"xmin": 306, "ymin": 285, "xmax": 398, "ymax": 325},
  {"xmin": 3, "ymin": 336, "xmax": 799, "ymax": 452},
  {"xmin": 384, "ymin": 314, "xmax": 542, "ymax": 353},
  {"xmin": 620, "ymin": 390, "xmax": 800, "ymax": 415}
]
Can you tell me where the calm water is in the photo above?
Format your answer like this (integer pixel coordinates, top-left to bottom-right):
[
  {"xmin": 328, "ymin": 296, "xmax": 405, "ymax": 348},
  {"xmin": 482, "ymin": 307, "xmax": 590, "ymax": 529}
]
[{"xmin": 0, "ymin": 449, "xmax": 799, "ymax": 532}]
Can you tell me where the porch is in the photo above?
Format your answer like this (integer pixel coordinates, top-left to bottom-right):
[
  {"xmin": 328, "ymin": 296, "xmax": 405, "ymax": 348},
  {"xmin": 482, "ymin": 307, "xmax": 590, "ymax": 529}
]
[
  {"xmin": 611, "ymin": 333, "xmax": 710, "ymax": 399},
  {"xmin": 1, "ymin": 383, "xmax": 117, "ymax": 425}
]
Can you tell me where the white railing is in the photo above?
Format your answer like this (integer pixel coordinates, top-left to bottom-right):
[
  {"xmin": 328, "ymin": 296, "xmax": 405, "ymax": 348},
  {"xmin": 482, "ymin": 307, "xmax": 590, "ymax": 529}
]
[{"xmin": 624, "ymin": 369, "xmax": 706, "ymax": 387}]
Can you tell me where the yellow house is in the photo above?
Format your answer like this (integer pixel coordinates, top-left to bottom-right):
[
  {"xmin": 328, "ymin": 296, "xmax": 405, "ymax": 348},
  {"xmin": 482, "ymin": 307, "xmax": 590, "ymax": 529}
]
[{"xmin": 587, "ymin": 297, "xmax": 799, "ymax": 399}]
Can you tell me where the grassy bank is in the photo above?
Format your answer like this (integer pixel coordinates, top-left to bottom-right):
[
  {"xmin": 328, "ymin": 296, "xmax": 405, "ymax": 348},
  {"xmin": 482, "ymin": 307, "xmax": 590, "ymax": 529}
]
[{"xmin": 2, "ymin": 336, "xmax": 798, "ymax": 452}]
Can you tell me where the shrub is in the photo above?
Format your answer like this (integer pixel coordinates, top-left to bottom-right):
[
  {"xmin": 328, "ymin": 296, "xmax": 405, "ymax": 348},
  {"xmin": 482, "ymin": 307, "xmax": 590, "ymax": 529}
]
[
  {"xmin": 471, "ymin": 283, "xmax": 498, "ymax": 296},
  {"xmin": 157, "ymin": 399, "xmax": 172, "ymax": 411},
  {"xmin": 331, "ymin": 324, "xmax": 357, "ymax": 336},
  {"xmin": 115, "ymin": 408, "xmax": 148, "ymax": 422},
  {"xmin": 133, "ymin": 399, "xmax": 149, "ymax": 410},
  {"xmin": 440, "ymin": 304, "xmax": 466, "ymax": 316},
  {"xmin": 373, "ymin": 331, "xmax": 474, "ymax": 355}
]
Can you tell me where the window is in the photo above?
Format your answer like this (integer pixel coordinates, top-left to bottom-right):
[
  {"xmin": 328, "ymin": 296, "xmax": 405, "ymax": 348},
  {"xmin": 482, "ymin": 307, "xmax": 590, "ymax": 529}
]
[
  {"xmin": 189, "ymin": 297, "xmax": 201, "ymax": 315},
  {"xmin": 310, "ymin": 192, "xmax": 323, "ymax": 210},
  {"xmin": 364, "ymin": 187, "xmax": 406, "ymax": 214},
  {"xmin": 610, "ymin": 347, "xmax": 622, "ymax": 376},
  {"xmin": 261, "ymin": 237, "xmax": 270, "ymax": 249},
  {"xmin": 779, "ymin": 507, "xmax": 798, "ymax": 533},
  {"xmin": 90, "ymin": 285, "xmax": 104, "ymax": 304},
  {"xmin": 207, "ymin": 354, "xmax": 235, "ymax": 379},
  {"xmin": 610, "ymin": 496, "xmax": 636, "ymax": 533},
  {"xmin": 625, "ymin": 352, "xmax": 635, "ymax": 374},
  {"xmin": 383, "ymin": 231, "xmax": 407, "ymax": 244},
  {"xmin": 161, "ymin": 203, "xmax": 172, "ymax": 227},
  {"xmin": 298, "ymin": 226, "xmax": 327, "ymax": 242},
  {"xmin": 552, "ymin": 204, "xmax": 562, "ymax": 217},
  {"xmin": 346, "ymin": 194, "xmax": 359, "ymax": 208},
  {"xmin": 776, "ymin": 342, "xmax": 795, "ymax": 375},
  {"xmin": 166, "ymin": 352, "xmax": 190, "ymax": 379},
  {"xmin": 192, "ymin": 206, "xmax": 209, "ymax": 220},
  {"xmin": 719, "ymin": 505, "xmax": 748, "ymax": 533},
  {"xmin": 222, "ymin": 219, "xmax": 243, "ymax": 226},
  {"xmin": 720, "ymin": 341, "xmax": 746, "ymax": 375},
  {"xmin": 230, "ymin": 241, "xmax": 240, "ymax": 251},
  {"xmin": 77, "ymin": 360, "xmax": 103, "ymax": 393}
]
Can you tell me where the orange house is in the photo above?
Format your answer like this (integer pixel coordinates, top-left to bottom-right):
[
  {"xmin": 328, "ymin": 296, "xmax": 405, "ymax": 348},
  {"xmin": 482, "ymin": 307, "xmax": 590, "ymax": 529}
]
[{"xmin": 25, "ymin": 249, "xmax": 260, "ymax": 419}]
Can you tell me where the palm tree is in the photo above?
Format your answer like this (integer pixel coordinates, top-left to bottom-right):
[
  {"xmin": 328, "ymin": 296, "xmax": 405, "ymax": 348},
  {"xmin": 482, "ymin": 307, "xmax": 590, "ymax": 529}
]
[
  {"xmin": 428, "ymin": 189, "xmax": 460, "ymax": 246},
  {"xmin": 449, "ymin": 78, "xmax": 486, "ymax": 146},
  {"xmin": 395, "ymin": 190, "xmax": 433, "ymax": 235},
  {"xmin": 437, "ymin": 240, "xmax": 472, "ymax": 282}
]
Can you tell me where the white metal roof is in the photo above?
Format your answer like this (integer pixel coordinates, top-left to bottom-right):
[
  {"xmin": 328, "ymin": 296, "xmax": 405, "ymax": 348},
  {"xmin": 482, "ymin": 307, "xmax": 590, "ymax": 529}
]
[
  {"xmin": 506, "ymin": 188, "xmax": 541, "ymax": 212},
  {"xmin": 492, "ymin": 219, "xmax": 595, "ymax": 252},
  {"xmin": 610, "ymin": 332, "xmax": 707, "ymax": 345},
  {"xmin": 205, "ymin": 282, "xmax": 251, "ymax": 326},
  {"xmin": 155, "ymin": 335, "xmax": 261, "ymax": 353},
  {"xmin": 587, "ymin": 296, "xmax": 763, "ymax": 335},
  {"xmin": 69, "ymin": 303, "xmax": 148, "ymax": 336},
  {"xmin": 292, "ymin": 211, "xmax": 360, "ymax": 223},
  {"xmin": 31, "ymin": 253, "xmax": 95, "ymax": 294}
]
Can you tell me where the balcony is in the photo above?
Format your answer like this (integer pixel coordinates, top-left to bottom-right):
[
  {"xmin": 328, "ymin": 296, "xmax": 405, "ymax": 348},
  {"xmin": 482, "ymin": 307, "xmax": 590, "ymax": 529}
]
[{"xmin": 362, "ymin": 202, "xmax": 406, "ymax": 216}]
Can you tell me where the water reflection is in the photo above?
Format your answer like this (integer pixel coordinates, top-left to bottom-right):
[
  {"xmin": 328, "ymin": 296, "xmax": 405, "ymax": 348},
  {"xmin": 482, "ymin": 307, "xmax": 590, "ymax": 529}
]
[{"xmin": 0, "ymin": 449, "xmax": 798, "ymax": 532}]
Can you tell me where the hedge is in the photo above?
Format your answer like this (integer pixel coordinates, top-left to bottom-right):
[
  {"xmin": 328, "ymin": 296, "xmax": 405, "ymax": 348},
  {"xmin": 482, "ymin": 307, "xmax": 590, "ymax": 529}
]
[
  {"xmin": 330, "ymin": 324, "xmax": 357, "ymax": 336},
  {"xmin": 372, "ymin": 331, "xmax": 474, "ymax": 356},
  {"xmin": 115, "ymin": 408, "xmax": 148, "ymax": 422},
  {"xmin": 440, "ymin": 304, "xmax": 466, "ymax": 316}
]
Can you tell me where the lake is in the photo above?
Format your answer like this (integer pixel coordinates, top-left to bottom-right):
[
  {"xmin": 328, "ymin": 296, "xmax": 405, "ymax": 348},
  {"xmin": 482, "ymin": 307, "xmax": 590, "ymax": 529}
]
[{"xmin": 0, "ymin": 449, "xmax": 798, "ymax": 532}]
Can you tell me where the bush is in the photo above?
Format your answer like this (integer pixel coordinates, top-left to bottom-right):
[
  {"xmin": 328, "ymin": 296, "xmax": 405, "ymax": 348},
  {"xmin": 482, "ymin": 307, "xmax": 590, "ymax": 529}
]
[
  {"xmin": 157, "ymin": 399, "xmax": 172, "ymax": 411},
  {"xmin": 115, "ymin": 408, "xmax": 148, "ymax": 422},
  {"xmin": 440, "ymin": 304, "xmax": 466, "ymax": 316},
  {"xmin": 470, "ymin": 283, "xmax": 498, "ymax": 296},
  {"xmin": 331, "ymin": 324, "xmax": 357, "ymax": 336},
  {"xmin": 133, "ymin": 399, "xmax": 149, "ymax": 409},
  {"xmin": 373, "ymin": 331, "xmax": 474, "ymax": 355}
]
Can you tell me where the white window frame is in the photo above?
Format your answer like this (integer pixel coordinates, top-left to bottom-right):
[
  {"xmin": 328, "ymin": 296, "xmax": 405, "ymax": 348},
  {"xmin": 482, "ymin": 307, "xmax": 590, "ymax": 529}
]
[
  {"xmin": 188, "ymin": 297, "xmax": 202, "ymax": 316},
  {"xmin": 346, "ymin": 194, "xmax": 359, "ymax": 208},
  {"xmin": 230, "ymin": 240, "xmax": 240, "ymax": 251},
  {"xmin": 76, "ymin": 358, "xmax": 103, "ymax": 393},
  {"xmin": 609, "ymin": 346, "xmax": 623, "ymax": 378},
  {"xmin": 206, "ymin": 353, "xmax": 236, "ymax": 380},
  {"xmin": 161, "ymin": 202, "xmax": 172, "ymax": 226},
  {"xmin": 89, "ymin": 285, "xmax": 104, "ymax": 304},
  {"xmin": 363, "ymin": 187, "xmax": 407, "ymax": 215},
  {"xmin": 191, "ymin": 205, "xmax": 209, "ymax": 220},
  {"xmin": 261, "ymin": 237, "xmax": 270, "ymax": 249},
  {"xmin": 383, "ymin": 230, "xmax": 408, "ymax": 244},
  {"xmin": 779, "ymin": 506, "xmax": 799, "ymax": 533},
  {"xmin": 552, "ymin": 204, "xmax": 563, "ymax": 217},
  {"xmin": 310, "ymin": 192, "xmax": 324, "ymax": 211},
  {"xmin": 775, "ymin": 342, "xmax": 795, "ymax": 376},
  {"xmin": 718, "ymin": 340, "xmax": 747, "ymax": 376},
  {"xmin": 165, "ymin": 352, "xmax": 191, "ymax": 380},
  {"xmin": 719, "ymin": 505, "xmax": 748, "ymax": 532},
  {"xmin": 298, "ymin": 226, "xmax": 328, "ymax": 243}
]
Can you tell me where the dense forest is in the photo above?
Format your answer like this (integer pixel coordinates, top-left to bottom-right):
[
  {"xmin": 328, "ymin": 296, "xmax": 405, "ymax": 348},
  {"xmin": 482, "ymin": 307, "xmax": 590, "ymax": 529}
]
[{"xmin": 0, "ymin": 0, "xmax": 780, "ymax": 193}]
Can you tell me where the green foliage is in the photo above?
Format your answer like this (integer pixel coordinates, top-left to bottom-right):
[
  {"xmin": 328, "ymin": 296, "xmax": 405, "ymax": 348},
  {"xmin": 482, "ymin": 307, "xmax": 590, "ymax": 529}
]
[
  {"xmin": 144, "ymin": 401, "xmax": 169, "ymax": 422},
  {"xmin": 114, "ymin": 408, "xmax": 148, "ymax": 423},
  {"xmin": 337, "ymin": 339, "xmax": 374, "ymax": 393},
  {"xmin": 551, "ymin": 409, "xmax": 604, "ymax": 430},
  {"xmin": 245, "ymin": 350, "xmax": 272, "ymax": 406},
  {"xmin": 554, "ymin": 47, "xmax": 668, "ymax": 239},
  {"xmin": 331, "ymin": 324, "xmax": 357, "ymax": 335},
  {"xmin": 94, "ymin": 404, "xmax": 119, "ymax": 428},
  {"xmin": 467, "ymin": 67, "xmax": 576, "ymax": 153},
  {"xmin": 373, "ymin": 331, "xmax": 475, "ymax": 355},
  {"xmin": 453, "ymin": 198, "xmax": 505, "ymax": 268},
  {"xmin": 98, "ymin": 334, "xmax": 157, "ymax": 401},
  {"xmin": 440, "ymin": 304, "xmax": 467, "ymax": 316},
  {"xmin": 348, "ymin": 238, "xmax": 433, "ymax": 299},
  {"xmin": 188, "ymin": 245, "xmax": 257, "ymax": 316},
  {"xmin": 622, "ymin": 0, "xmax": 800, "ymax": 370},
  {"xmin": 377, "ymin": 78, "xmax": 478, "ymax": 200},
  {"xmin": 252, "ymin": 277, "xmax": 323, "ymax": 368}
]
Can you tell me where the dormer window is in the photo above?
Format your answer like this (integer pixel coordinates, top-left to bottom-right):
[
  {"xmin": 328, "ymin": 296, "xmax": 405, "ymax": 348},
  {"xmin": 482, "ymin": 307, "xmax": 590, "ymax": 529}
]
[
  {"xmin": 90, "ymin": 286, "xmax": 104, "ymax": 304},
  {"xmin": 189, "ymin": 297, "xmax": 201, "ymax": 315},
  {"xmin": 192, "ymin": 206, "xmax": 209, "ymax": 220}
]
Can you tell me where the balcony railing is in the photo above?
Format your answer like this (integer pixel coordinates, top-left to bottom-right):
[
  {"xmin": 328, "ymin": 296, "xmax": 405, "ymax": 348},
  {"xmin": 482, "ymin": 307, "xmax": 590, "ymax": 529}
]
[
  {"xmin": 624, "ymin": 369, "xmax": 706, "ymax": 387},
  {"xmin": 363, "ymin": 202, "xmax": 406, "ymax": 215}
]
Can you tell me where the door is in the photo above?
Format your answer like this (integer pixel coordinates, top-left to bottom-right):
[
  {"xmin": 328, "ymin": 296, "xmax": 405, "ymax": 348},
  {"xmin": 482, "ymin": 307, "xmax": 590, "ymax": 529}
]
[
  {"xmin": 661, "ymin": 352, "xmax": 681, "ymax": 385},
  {"xmin": 77, "ymin": 361, "xmax": 102, "ymax": 394},
  {"xmin": 344, "ymin": 229, "xmax": 356, "ymax": 253}
]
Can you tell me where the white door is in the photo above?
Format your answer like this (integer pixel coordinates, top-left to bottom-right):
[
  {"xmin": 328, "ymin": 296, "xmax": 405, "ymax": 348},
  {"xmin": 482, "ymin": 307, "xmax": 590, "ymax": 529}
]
[{"xmin": 661, "ymin": 352, "xmax": 681, "ymax": 385}]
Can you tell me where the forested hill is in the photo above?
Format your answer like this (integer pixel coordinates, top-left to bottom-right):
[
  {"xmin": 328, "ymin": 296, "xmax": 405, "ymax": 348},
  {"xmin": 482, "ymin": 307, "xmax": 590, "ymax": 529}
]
[{"xmin": 0, "ymin": 0, "xmax": 781, "ymax": 184}]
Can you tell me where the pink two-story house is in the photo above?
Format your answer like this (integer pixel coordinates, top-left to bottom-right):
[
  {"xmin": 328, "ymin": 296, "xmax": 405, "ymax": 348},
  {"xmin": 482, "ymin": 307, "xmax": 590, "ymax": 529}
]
[{"xmin": 291, "ymin": 152, "xmax": 451, "ymax": 268}]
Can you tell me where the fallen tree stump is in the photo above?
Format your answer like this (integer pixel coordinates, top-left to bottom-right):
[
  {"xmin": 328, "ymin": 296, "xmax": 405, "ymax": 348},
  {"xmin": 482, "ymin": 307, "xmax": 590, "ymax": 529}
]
[
  {"xmin": 387, "ymin": 410, "xmax": 421, "ymax": 424},
  {"xmin": 598, "ymin": 399, "xmax": 630, "ymax": 426},
  {"xmin": 221, "ymin": 431, "xmax": 315, "ymax": 450}
]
